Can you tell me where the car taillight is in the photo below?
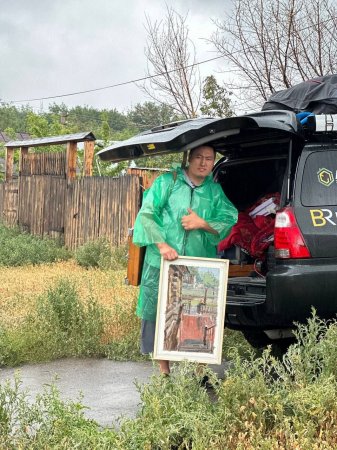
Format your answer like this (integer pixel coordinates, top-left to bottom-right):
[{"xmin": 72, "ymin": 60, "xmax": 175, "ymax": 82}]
[{"xmin": 274, "ymin": 207, "xmax": 311, "ymax": 259}]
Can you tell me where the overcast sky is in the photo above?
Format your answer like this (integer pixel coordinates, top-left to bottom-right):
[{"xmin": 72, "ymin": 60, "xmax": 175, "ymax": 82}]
[{"xmin": 0, "ymin": 0, "xmax": 233, "ymax": 114}]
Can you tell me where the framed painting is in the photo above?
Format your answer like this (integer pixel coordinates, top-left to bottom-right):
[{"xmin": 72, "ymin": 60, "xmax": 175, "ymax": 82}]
[{"xmin": 153, "ymin": 256, "xmax": 229, "ymax": 365}]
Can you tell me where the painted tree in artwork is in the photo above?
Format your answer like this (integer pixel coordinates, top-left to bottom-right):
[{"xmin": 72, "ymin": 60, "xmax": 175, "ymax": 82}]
[{"xmin": 200, "ymin": 271, "xmax": 217, "ymax": 305}]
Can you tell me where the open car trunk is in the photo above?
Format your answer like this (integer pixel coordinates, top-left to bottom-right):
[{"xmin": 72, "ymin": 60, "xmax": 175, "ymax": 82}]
[
  {"xmin": 213, "ymin": 152, "xmax": 291, "ymax": 318},
  {"xmin": 215, "ymin": 155, "xmax": 288, "ymax": 267},
  {"xmin": 97, "ymin": 110, "xmax": 305, "ymax": 291}
]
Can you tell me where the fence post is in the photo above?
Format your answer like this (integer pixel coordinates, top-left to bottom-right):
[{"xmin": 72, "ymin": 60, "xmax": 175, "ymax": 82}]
[
  {"xmin": 66, "ymin": 141, "xmax": 77, "ymax": 180},
  {"xmin": 5, "ymin": 146, "xmax": 14, "ymax": 181},
  {"xmin": 83, "ymin": 141, "xmax": 95, "ymax": 177},
  {"xmin": 19, "ymin": 146, "xmax": 29, "ymax": 176}
]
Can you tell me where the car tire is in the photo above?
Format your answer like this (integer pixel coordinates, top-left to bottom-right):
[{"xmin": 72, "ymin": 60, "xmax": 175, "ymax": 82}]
[{"xmin": 243, "ymin": 330, "xmax": 295, "ymax": 357}]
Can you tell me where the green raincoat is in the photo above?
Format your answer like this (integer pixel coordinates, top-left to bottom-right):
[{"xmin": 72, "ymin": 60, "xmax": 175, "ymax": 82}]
[{"xmin": 133, "ymin": 167, "xmax": 238, "ymax": 321}]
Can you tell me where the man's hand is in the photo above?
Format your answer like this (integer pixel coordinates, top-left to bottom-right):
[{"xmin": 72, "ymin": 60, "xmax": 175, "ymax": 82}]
[
  {"xmin": 181, "ymin": 208, "xmax": 205, "ymax": 230},
  {"xmin": 156, "ymin": 242, "xmax": 178, "ymax": 260},
  {"xmin": 181, "ymin": 208, "xmax": 218, "ymax": 234}
]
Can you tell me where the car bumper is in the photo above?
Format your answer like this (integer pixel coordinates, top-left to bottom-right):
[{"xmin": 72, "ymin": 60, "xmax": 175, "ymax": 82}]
[{"xmin": 225, "ymin": 259, "xmax": 337, "ymax": 329}]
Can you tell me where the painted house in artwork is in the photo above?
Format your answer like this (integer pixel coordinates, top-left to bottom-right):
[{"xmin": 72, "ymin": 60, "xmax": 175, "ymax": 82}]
[{"xmin": 164, "ymin": 264, "xmax": 189, "ymax": 351}]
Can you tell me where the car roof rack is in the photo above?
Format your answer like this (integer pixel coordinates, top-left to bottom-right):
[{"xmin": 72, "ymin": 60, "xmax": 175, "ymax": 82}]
[
  {"xmin": 314, "ymin": 114, "xmax": 337, "ymax": 133},
  {"xmin": 298, "ymin": 113, "xmax": 337, "ymax": 142}
]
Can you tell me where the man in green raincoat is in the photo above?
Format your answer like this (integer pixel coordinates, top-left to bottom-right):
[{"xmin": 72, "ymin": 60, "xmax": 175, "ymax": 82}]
[{"xmin": 133, "ymin": 145, "xmax": 238, "ymax": 375}]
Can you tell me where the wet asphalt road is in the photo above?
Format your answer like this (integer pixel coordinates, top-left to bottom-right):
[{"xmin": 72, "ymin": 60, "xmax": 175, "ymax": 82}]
[{"xmin": 0, "ymin": 358, "xmax": 229, "ymax": 428}]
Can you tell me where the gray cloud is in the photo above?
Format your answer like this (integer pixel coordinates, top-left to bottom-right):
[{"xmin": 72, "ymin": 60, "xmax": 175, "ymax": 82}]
[{"xmin": 0, "ymin": 0, "xmax": 232, "ymax": 111}]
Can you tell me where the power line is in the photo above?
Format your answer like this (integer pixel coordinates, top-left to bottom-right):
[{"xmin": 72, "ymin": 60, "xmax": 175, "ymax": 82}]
[
  {"xmin": 3, "ymin": 11, "xmax": 335, "ymax": 111},
  {"xmin": 3, "ymin": 55, "xmax": 229, "ymax": 104}
]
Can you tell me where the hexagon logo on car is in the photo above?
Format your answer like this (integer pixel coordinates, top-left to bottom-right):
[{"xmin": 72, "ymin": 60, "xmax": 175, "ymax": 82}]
[{"xmin": 317, "ymin": 168, "xmax": 334, "ymax": 186}]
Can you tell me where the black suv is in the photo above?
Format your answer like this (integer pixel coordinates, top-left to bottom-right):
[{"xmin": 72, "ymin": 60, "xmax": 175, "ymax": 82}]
[{"xmin": 98, "ymin": 111, "xmax": 337, "ymax": 347}]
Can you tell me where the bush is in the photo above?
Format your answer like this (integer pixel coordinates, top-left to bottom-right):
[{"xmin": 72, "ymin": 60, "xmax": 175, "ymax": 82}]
[
  {"xmin": 0, "ymin": 225, "xmax": 71, "ymax": 266},
  {"xmin": 75, "ymin": 239, "xmax": 128, "ymax": 270},
  {"xmin": 0, "ymin": 277, "xmax": 142, "ymax": 366},
  {"xmin": 0, "ymin": 279, "xmax": 106, "ymax": 365},
  {"xmin": 104, "ymin": 293, "xmax": 143, "ymax": 361},
  {"xmin": 75, "ymin": 239, "xmax": 111, "ymax": 268},
  {"xmin": 116, "ymin": 313, "xmax": 337, "ymax": 449},
  {"xmin": 99, "ymin": 242, "xmax": 128, "ymax": 271},
  {"xmin": 0, "ymin": 377, "xmax": 119, "ymax": 449}
]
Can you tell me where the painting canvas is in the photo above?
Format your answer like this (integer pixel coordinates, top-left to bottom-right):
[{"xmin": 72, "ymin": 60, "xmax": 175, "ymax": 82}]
[{"xmin": 153, "ymin": 256, "xmax": 229, "ymax": 365}]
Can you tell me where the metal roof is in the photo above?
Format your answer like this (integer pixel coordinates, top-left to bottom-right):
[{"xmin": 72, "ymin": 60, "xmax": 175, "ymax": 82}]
[
  {"xmin": 5, "ymin": 131, "xmax": 96, "ymax": 148},
  {"xmin": 0, "ymin": 131, "xmax": 30, "ymax": 143}
]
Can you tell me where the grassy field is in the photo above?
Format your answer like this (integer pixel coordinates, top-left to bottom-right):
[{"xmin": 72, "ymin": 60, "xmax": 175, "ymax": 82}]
[
  {"xmin": 0, "ymin": 261, "xmax": 136, "ymax": 327},
  {"xmin": 1, "ymin": 229, "xmax": 337, "ymax": 447},
  {"xmin": 0, "ymin": 260, "xmax": 145, "ymax": 366}
]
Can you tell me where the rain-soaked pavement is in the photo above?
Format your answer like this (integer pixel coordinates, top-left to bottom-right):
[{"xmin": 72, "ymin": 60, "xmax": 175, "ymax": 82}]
[{"xmin": 0, "ymin": 358, "xmax": 229, "ymax": 428}]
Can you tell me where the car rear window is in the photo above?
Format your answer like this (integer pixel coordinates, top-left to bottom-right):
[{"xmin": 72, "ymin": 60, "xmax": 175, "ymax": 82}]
[{"xmin": 301, "ymin": 150, "xmax": 337, "ymax": 206}]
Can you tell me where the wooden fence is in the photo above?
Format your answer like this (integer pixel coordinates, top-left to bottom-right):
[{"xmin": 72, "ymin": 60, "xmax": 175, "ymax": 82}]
[
  {"xmin": 0, "ymin": 159, "xmax": 166, "ymax": 249},
  {"xmin": 0, "ymin": 174, "xmax": 142, "ymax": 249},
  {"xmin": 0, "ymin": 180, "xmax": 19, "ymax": 227},
  {"xmin": 20, "ymin": 152, "xmax": 67, "ymax": 176},
  {"xmin": 64, "ymin": 176, "xmax": 141, "ymax": 248},
  {"xmin": 18, "ymin": 176, "xmax": 66, "ymax": 238}
]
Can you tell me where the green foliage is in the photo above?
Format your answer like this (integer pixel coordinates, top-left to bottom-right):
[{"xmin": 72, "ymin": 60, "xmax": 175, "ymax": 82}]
[
  {"xmin": 1, "ymin": 312, "xmax": 337, "ymax": 447},
  {"xmin": 0, "ymin": 101, "xmax": 189, "ymax": 174},
  {"xmin": 0, "ymin": 104, "xmax": 31, "ymax": 133},
  {"xmin": 104, "ymin": 292, "xmax": 144, "ymax": 362},
  {"xmin": 118, "ymin": 362, "xmax": 218, "ymax": 449},
  {"xmin": 0, "ymin": 377, "xmax": 119, "ymax": 449},
  {"xmin": 0, "ymin": 225, "xmax": 71, "ymax": 266},
  {"xmin": 75, "ymin": 239, "xmax": 128, "ymax": 270},
  {"xmin": 26, "ymin": 110, "xmax": 75, "ymax": 153},
  {"xmin": 222, "ymin": 327, "xmax": 255, "ymax": 360},
  {"xmin": 0, "ymin": 279, "xmax": 106, "ymax": 365},
  {"xmin": 127, "ymin": 101, "xmax": 180, "ymax": 130},
  {"xmin": 75, "ymin": 239, "xmax": 111, "ymax": 268},
  {"xmin": 200, "ymin": 75, "xmax": 234, "ymax": 118},
  {"xmin": 101, "ymin": 242, "xmax": 128, "ymax": 270},
  {"xmin": 135, "ymin": 152, "xmax": 184, "ymax": 169},
  {"xmin": 116, "ymin": 313, "xmax": 337, "ymax": 448},
  {"xmin": 199, "ymin": 270, "xmax": 217, "ymax": 288},
  {"xmin": 0, "ymin": 276, "xmax": 141, "ymax": 366},
  {"xmin": 39, "ymin": 103, "xmax": 131, "ymax": 136}
]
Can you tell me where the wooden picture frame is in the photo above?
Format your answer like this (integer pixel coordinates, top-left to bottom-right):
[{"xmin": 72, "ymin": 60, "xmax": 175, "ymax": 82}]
[{"xmin": 153, "ymin": 256, "xmax": 229, "ymax": 365}]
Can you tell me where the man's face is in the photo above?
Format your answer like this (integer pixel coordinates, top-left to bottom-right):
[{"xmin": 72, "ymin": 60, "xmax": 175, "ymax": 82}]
[{"xmin": 187, "ymin": 146, "xmax": 215, "ymax": 182}]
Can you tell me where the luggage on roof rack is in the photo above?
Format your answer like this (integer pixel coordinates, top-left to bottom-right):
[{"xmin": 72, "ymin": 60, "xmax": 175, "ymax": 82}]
[{"xmin": 262, "ymin": 75, "xmax": 337, "ymax": 114}]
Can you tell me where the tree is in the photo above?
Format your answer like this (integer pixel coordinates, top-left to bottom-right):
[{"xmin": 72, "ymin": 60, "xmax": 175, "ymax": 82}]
[
  {"xmin": 94, "ymin": 112, "xmax": 133, "ymax": 176},
  {"xmin": 141, "ymin": 6, "xmax": 201, "ymax": 119},
  {"xmin": 128, "ymin": 101, "xmax": 181, "ymax": 130},
  {"xmin": 211, "ymin": 0, "xmax": 337, "ymax": 110},
  {"xmin": 200, "ymin": 270, "xmax": 217, "ymax": 306},
  {"xmin": 0, "ymin": 104, "xmax": 31, "ymax": 133},
  {"xmin": 200, "ymin": 75, "xmax": 234, "ymax": 117}
]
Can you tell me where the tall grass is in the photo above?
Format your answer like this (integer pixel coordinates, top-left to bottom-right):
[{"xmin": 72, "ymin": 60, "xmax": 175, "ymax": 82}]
[{"xmin": 0, "ymin": 376, "xmax": 119, "ymax": 449}]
